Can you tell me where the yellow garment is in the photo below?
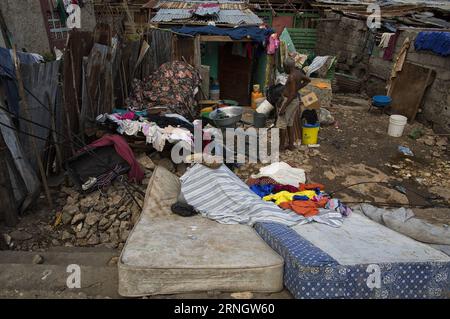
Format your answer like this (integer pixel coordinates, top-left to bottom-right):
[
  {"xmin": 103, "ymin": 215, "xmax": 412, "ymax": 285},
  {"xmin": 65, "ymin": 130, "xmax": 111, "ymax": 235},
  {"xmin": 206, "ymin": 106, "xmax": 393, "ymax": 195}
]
[{"xmin": 263, "ymin": 190, "xmax": 317, "ymax": 205}]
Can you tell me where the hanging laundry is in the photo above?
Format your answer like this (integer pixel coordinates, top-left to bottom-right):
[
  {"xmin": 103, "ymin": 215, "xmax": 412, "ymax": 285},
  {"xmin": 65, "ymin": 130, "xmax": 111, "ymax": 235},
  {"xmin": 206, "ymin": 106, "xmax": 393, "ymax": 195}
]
[
  {"xmin": 414, "ymin": 31, "xmax": 450, "ymax": 57},
  {"xmin": 383, "ymin": 33, "xmax": 398, "ymax": 61},
  {"xmin": 379, "ymin": 33, "xmax": 395, "ymax": 48},
  {"xmin": 267, "ymin": 33, "xmax": 280, "ymax": 55}
]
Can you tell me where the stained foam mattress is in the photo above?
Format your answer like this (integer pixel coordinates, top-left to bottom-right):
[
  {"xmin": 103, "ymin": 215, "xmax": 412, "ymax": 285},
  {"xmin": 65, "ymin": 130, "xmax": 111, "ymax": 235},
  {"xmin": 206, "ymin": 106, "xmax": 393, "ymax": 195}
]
[
  {"xmin": 118, "ymin": 166, "xmax": 284, "ymax": 297},
  {"xmin": 255, "ymin": 213, "xmax": 450, "ymax": 299}
]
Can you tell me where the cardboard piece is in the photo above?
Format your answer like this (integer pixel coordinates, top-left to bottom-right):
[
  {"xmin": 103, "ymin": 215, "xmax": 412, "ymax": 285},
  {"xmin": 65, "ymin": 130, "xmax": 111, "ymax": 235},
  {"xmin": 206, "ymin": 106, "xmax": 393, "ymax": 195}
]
[{"xmin": 301, "ymin": 92, "xmax": 320, "ymax": 110}]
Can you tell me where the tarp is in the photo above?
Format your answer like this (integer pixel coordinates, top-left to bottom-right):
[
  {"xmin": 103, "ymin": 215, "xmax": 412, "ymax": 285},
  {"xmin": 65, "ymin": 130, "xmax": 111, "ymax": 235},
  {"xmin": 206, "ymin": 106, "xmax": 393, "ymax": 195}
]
[
  {"xmin": 414, "ymin": 31, "xmax": 450, "ymax": 57},
  {"xmin": 0, "ymin": 47, "xmax": 44, "ymax": 116},
  {"xmin": 172, "ymin": 26, "xmax": 274, "ymax": 44}
]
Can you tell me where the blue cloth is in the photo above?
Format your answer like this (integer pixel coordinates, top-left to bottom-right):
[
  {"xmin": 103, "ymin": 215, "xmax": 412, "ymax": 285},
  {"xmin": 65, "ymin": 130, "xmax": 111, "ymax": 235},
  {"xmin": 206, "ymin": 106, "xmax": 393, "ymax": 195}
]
[
  {"xmin": 172, "ymin": 26, "xmax": 274, "ymax": 44},
  {"xmin": 292, "ymin": 195, "xmax": 309, "ymax": 201},
  {"xmin": 250, "ymin": 184, "xmax": 274, "ymax": 198},
  {"xmin": 0, "ymin": 47, "xmax": 42, "ymax": 115},
  {"xmin": 0, "ymin": 47, "xmax": 20, "ymax": 115},
  {"xmin": 414, "ymin": 32, "xmax": 450, "ymax": 57}
]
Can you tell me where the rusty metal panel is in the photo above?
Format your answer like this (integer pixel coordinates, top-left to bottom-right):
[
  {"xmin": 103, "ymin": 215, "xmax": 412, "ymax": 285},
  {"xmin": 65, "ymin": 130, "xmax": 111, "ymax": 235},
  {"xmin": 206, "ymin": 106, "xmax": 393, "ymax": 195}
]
[{"xmin": 80, "ymin": 43, "xmax": 114, "ymax": 136}]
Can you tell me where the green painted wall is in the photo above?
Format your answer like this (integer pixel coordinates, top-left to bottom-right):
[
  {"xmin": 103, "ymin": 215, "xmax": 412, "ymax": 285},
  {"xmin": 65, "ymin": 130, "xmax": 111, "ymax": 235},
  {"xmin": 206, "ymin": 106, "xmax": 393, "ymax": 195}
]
[
  {"xmin": 254, "ymin": 53, "xmax": 267, "ymax": 91},
  {"xmin": 201, "ymin": 42, "xmax": 219, "ymax": 82}
]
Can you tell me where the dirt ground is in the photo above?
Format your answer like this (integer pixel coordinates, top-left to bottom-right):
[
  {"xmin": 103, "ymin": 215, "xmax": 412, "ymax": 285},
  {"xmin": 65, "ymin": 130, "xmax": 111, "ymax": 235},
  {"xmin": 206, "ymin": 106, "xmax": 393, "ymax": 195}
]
[
  {"xmin": 236, "ymin": 93, "xmax": 450, "ymax": 226},
  {"xmin": 2, "ymin": 93, "xmax": 450, "ymax": 251}
]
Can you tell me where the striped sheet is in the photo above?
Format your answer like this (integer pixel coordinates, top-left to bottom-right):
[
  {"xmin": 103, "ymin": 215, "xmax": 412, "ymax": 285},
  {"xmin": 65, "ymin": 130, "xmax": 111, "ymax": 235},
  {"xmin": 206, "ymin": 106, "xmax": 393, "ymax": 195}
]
[{"xmin": 180, "ymin": 164, "xmax": 344, "ymax": 227}]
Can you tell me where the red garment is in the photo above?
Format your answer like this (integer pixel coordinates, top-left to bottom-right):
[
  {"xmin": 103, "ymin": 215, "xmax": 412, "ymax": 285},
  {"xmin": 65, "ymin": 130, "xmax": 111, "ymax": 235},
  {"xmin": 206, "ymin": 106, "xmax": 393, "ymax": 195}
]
[
  {"xmin": 82, "ymin": 134, "xmax": 144, "ymax": 183},
  {"xmin": 280, "ymin": 198, "xmax": 328, "ymax": 217},
  {"xmin": 246, "ymin": 177, "xmax": 279, "ymax": 186},
  {"xmin": 299, "ymin": 183, "xmax": 325, "ymax": 191},
  {"xmin": 273, "ymin": 184, "xmax": 299, "ymax": 193}
]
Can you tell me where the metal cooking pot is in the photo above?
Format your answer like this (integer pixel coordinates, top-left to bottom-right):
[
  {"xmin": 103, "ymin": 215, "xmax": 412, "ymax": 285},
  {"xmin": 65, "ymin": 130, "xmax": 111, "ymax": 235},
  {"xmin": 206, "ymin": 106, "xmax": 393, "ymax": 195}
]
[{"xmin": 209, "ymin": 106, "xmax": 244, "ymax": 128}]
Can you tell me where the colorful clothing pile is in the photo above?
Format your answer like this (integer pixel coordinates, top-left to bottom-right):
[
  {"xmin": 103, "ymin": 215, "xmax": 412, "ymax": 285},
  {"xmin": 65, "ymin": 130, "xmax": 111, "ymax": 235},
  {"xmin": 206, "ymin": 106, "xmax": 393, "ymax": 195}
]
[
  {"xmin": 97, "ymin": 112, "xmax": 194, "ymax": 152},
  {"xmin": 248, "ymin": 166, "xmax": 352, "ymax": 222},
  {"xmin": 126, "ymin": 61, "xmax": 201, "ymax": 120}
]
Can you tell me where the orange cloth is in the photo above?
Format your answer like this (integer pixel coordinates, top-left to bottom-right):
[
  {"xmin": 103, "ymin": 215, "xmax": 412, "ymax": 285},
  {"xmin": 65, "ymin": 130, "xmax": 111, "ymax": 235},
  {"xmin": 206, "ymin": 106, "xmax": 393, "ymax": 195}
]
[
  {"xmin": 299, "ymin": 183, "xmax": 325, "ymax": 191},
  {"xmin": 280, "ymin": 198, "xmax": 328, "ymax": 217}
]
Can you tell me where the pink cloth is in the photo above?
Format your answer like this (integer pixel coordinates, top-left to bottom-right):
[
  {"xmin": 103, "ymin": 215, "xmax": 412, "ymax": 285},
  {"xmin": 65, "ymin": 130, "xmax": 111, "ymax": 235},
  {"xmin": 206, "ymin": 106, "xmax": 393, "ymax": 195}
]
[
  {"xmin": 267, "ymin": 33, "xmax": 280, "ymax": 55},
  {"xmin": 113, "ymin": 111, "xmax": 135, "ymax": 120},
  {"xmin": 82, "ymin": 134, "xmax": 144, "ymax": 183}
]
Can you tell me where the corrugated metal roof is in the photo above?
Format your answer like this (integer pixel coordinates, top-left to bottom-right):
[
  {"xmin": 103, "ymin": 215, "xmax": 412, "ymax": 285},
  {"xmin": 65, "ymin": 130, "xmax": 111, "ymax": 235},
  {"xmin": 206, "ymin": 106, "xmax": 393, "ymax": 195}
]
[
  {"xmin": 151, "ymin": 9, "xmax": 193, "ymax": 22},
  {"xmin": 314, "ymin": 0, "xmax": 450, "ymax": 9},
  {"xmin": 151, "ymin": 0, "xmax": 249, "ymax": 10},
  {"xmin": 151, "ymin": 8, "xmax": 263, "ymax": 25}
]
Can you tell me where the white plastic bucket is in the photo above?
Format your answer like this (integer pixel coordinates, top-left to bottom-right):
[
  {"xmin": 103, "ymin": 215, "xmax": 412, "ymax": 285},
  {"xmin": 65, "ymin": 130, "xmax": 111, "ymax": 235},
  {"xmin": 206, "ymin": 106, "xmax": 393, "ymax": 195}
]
[
  {"xmin": 388, "ymin": 114, "xmax": 408, "ymax": 137},
  {"xmin": 256, "ymin": 99, "xmax": 274, "ymax": 115},
  {"xmin": 210, "ymin": 89, "xmax": 220, "ymax": 100}
]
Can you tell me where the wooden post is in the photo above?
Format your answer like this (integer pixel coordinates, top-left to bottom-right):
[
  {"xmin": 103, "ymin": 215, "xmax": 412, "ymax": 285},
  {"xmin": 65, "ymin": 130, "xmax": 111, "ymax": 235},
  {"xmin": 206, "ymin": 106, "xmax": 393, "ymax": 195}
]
[
  {"xmin": 11, "ymin": 45, "xmax": 53, "ymax": 209},
  {"xmin": 46, "ymin": 92, "xmax": 63, "ymax": 173},
  {"xmin": 0, "ymin": 131, "xmax": 18, "ymax": 226}
]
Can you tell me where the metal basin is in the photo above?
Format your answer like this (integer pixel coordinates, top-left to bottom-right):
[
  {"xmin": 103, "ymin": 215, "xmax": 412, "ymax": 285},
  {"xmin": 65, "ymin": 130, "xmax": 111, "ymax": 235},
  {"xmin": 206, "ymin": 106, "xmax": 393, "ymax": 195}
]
[{"xmin": 209, "ymin": 106, "xmax": 244, "ymax": 128}]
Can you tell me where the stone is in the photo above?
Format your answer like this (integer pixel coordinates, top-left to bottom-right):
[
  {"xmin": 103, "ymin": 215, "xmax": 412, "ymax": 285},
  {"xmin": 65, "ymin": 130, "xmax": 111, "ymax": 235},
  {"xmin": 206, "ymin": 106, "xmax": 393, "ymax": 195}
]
[
  {"xmin": 61, "ymin": 211, "xmax": 73, "ymax": 225},
  {"xmin": 99, "ymin": 232, "xmax": 110, "ymax": 243},
  {"xmin": 75, "ymin": 222, "xmax": 84, "ymax": 233},
  {"xmin": 436, "ymin": 137, "xmax": 448, "ymax": 147},
  {"xmin": 76, "ymin": 228, "xmax": 89, "ymax": 239},
  {"xmin": 65, "ymin": 196, "xmax": 78, "ymax": 205},
  {"xmin": 3, "ymin": 233, "xmax": 12, "ymax": 246},
  {"xmin": 85, "ymin": 212, "xmax": 100, "ymax": 226},
  {"xmin": 51, "ymin": 239, "xmax": 61, "ymax": 246},
  {"xmin": 108, "ymin": 256, "xmax": 119, "ymax": 267},
  {"xmin": 432, "ymin": 151, "xmax": 441, "ymax": 158},
  {"xmin": 324, "ymin": 170, "xmax": 337, "ymax": 181},
  {"xmin": 158, "ymin": 158, "xmax": 175, "ymax": 172},
  {"xmin": 61, "ymin": 186, "xmax": 78, "ymax": 197},
  {"xmin": 136, "ymin": 154, "xmax": 155, "ymax": 170},
  {"xmin": 98, "ymin": 217, "xmax": 112, "ymax": 229},
  {"xmin": 87, "ymin": 234, "xmax": 100, "ymax": 245},
  {"xmin": 231, "ymin": 292, "xmax": 254, "ymax": 299},
  {"xmin": 119, "ymin": 211, "xmax": 131, "ymax": 220},
  {"xmin": 94, "ymin": 201, "xmax": 108, "ymax": 213},
  {"xmin": 32, "ymin": 254, "xmax": 44, "ymax": 264},
  {"xmin": 80, "ymin": 192, "xmax": 100, "ymax": 209},
  {"xmin": 109, "ymin": 232, "xmax": 120, "ymax": 246},
  {"xmin": 110, "ymin": 195, "xmax": 122, "ymax": 207},
  {"xmin": 423, "ymin": 137, "xmax": 435, "ymax": 146},
  {"xmin": 71, "ymin": 213, "xmax": 86, "ymax": 225},
  {"xmin": 9, "ymin": 230, "xmax": 33, "ymax": 241},
  {"xmin": 62, "ymin": 204, "xmax": 79, "ymax": 216},
  {"xmin": 119, "ymin": 229, "xmax": 130, "ymax": 242},
  {"xmin": 61, "ymin": 230, "xmax": 73, "ymax": 241}
]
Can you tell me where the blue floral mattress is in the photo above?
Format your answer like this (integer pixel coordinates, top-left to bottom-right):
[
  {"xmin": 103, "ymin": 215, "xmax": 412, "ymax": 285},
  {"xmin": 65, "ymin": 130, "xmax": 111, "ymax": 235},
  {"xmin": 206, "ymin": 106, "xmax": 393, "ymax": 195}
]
[{"xmin": 255, "ymin": 213, "xmax": 450, "ymax": 299}]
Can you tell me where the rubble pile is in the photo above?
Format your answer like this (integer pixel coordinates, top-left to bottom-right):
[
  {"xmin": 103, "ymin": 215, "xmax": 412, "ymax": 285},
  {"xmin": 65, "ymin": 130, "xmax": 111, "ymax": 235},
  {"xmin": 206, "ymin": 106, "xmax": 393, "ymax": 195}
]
[{"xmin": 56, "ymin": 184, "xmax": 145, "ymax": 249}]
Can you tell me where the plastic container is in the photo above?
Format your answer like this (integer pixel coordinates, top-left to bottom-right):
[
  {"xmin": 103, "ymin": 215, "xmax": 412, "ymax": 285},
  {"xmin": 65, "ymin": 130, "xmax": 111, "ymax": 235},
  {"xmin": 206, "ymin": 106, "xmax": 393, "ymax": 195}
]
[
  {"xmin": 302, "ymin": 123, "xmax": 320, "ymax": 145},
  {"xmin": 253, "ymin": 112, "xmax": 267, "ymax": 128},
  {"xmin": 210, "ymin": 83, "xmax": 220, "ymax": 100},
  {"xmin": 372, "ymin": 95, "xmax": 392, "ymax": 108},
  {"xmin": 256, "ymin": 99, "xmax": 274, "ymax": 115},
  {"xmin": 251, "ymin": 84, "xmax": 263, "ymax": 109},
  {"xmin": 388, "ymin": 114, "xmax": 407, "ymax": 137}
]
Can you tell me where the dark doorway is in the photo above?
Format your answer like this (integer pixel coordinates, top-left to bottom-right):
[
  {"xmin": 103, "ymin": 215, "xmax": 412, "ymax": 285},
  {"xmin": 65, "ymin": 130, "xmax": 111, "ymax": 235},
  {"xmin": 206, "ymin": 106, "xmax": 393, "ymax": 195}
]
[{"xmin": 218, "ymin": 43, "xmax": 252, "ymax": 106}]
